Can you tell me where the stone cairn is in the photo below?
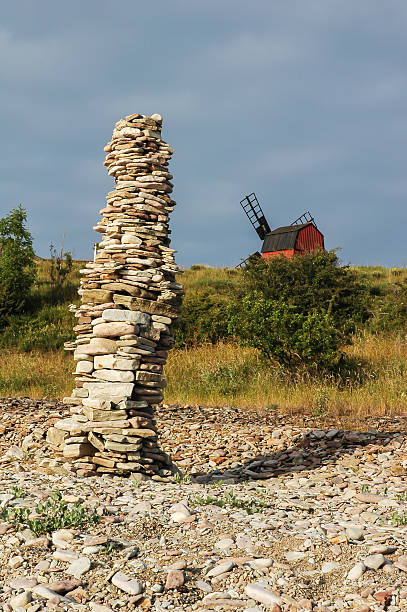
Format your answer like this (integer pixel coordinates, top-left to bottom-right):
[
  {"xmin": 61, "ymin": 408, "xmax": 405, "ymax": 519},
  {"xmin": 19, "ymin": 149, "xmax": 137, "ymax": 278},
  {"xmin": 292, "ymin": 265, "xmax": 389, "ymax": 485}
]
[{"xmin": 47, "ymin": 113, "xmax": 183, "ymax": 479}]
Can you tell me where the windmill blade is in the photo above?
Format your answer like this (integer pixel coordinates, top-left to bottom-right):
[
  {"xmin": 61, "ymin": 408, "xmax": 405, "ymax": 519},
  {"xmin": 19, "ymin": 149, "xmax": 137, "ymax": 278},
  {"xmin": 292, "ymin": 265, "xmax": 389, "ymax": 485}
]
[
  {"xmin": 290, "ymin": 211, "xmax": 316, "ymax": 227},
  {"xmin": 235, "ymin": 252, "xmax": 261, "ymax": 268},
  {"xmin": 240, "ymin": 193, "xmax": 271, "ymax": 240}
]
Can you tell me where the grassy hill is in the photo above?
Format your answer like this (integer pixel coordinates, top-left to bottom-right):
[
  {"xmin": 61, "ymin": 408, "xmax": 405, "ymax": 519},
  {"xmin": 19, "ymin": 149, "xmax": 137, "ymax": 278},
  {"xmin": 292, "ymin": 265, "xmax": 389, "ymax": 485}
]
[{"xmin": 1, "ymin": 259, "xmax": 407, "ymax": 424}]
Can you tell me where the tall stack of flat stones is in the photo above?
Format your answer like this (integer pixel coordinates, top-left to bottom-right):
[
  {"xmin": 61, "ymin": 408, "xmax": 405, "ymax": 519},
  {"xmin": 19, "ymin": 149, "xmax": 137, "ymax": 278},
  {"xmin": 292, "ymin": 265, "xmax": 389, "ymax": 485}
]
[{"xmin": 47, "ymin": 113, "xmax": 183, "ymax": 478}]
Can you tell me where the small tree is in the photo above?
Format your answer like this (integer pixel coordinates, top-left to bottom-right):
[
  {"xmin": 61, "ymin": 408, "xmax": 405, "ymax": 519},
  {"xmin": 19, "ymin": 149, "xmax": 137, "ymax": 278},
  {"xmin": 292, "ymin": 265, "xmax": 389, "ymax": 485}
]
[
  {"xmin": 0, "ymin": 205, "xmax": 36, "ymax": 320},
  {"xmin": 49, "ymin": 237, "xmax": 73, "ymax": 289},
  {"xmin": 229, "ymin": 250, "xmax": 370, "ymax": 371}
]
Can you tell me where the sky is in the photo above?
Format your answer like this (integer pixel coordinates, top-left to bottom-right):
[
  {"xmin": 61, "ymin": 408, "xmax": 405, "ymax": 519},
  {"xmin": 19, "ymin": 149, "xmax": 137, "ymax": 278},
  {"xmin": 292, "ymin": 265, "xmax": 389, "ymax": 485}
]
[{"xmin": 1, "ymin": 0, "xmax": 406, "ymax": 268}]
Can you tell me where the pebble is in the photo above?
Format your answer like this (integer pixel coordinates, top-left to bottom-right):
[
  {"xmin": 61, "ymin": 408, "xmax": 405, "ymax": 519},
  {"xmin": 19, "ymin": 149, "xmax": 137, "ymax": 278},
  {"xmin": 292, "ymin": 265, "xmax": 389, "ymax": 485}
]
[
  {"xmin": 244, "ymin": 583, "xmax": 282, "ymax": 606},
  {"xmin": 321, "ymin": 561, "xmax": 339, "ymax": 573},
  {"xmin": 347, "ymin": 562, "xmax": 367, "ymax": 581},
  {"xmin": 207, "ymin": 560, "xmax": 236, "ymax": 577},
  {"xmin": 111, "ymin": 571, "xmax": 143, "ymax": 595},
  {"xmin": 363, "ymin": 553, "xmax": 386, "ymax": 570},
  {"xmin": 8, "ymin": 556, "xmax": 24, "ymax": 569},
  {"xmin": 165, "ymin": 569, "xmax": 185, "ymax": 590},
  {"xmin": 9, "ymin": 592, "xmax": 32, "ymax": 610},
  {"xmin": 346, "ymin": 526, "xmax": 365, "ymax": 541},
  {"xmin": 66, "ymin": 556, "xmax": 91, "ymax": 577},
  {"xmin": 2, "ymin": 402, "xmax": 407, "ymax": 611}
]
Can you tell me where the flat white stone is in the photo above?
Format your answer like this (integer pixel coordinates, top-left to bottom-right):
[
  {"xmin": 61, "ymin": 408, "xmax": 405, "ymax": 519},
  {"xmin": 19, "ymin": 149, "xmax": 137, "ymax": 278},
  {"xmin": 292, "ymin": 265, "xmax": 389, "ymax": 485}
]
[
  {"xmin": 92, "ymin": 369, "xmax": 134, "ymax": 382},
  {"xmin": 322, "ymin": 561, "xmax": 340, "ymax": 574},
  {"xmin": 285, "ymin": 551, "xmax": 306, "ymax": 561},
  {"xmin": 248, "ymin": 558, "xmax": 273, "ymax": 570},
  {"xmin": 76, "ymin": 338, "xmax": 117, "ymax": 355},
  {"xmin": 93, "ymin": 322, "xmax": 136, "ymax": 337},
  {"xmin": 83, "ymin": 382, "xmax": 134, "ymax": 398},
  {"xmin": 346, "ymin": 562, "xmax": 366, "ymax": 581},
  {"xmin": 206, "ymin": 560, "xmax": 235, "ymax": 577},
  {"xmin": 9, "ymin": 591, "xmax": 32, "ymax": 609},
  {"xmin": 94, "ymin": 355, "xmax": 140, "ymax": 370},
  {"xmin": 244, "ymin": 583, "xmax": 282, "ymax": 607},
  {"xmin": 363, "ymin": 553, "xmax": 386, "ymax": 570},
  {"xmin": 111, "ymin": 571, "xmax": 143, "ymax": 595},
  {"xmin": 53, "ymin": 550, "xmax": 79, "ymax": 562},
  {"xmin": 66, "ymin": 556, "xmax": 91, "ymax": 578},
  {"xmin": 53, "ymin": 418, "xmax": 84, "ymax": 433},
  {"xmin": 75, "ymin": 360, "xmax": 94, "ymax": 374},
  {"xmin": 32, "ymin": 585, "xmax": 64, "ymax": 601}
]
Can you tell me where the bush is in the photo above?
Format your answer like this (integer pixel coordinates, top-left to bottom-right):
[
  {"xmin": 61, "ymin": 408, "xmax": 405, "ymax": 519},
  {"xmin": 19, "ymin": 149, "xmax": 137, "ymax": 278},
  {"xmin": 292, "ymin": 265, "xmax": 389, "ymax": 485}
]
[
  {"xmin": 173, "ymin": 289, "xmax": 230, "ymax": 346},
  {"xmin": 0, "ymin": 206, "xmax": 36, "ymax": 321},
  {"xmin": 0, "ymin": 305, "xmax": 74, "ymax": 351},
  {"xmin": 229, "ymin": 251, "xmax": 370, "ymax": 371},
  {"xmin": 49, "ymin": 241, "xmax": 73, "ymax": 289},
  {"xmin": 369, "ymin": 280, "xmax": 407, "ymax": 333}
]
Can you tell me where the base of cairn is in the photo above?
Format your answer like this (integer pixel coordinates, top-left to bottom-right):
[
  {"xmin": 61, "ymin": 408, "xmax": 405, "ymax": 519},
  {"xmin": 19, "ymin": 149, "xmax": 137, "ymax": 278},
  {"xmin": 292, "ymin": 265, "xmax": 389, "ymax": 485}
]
[{"xmin": 47, "ymin": 397, "xmax": 173, "ymax": 479}]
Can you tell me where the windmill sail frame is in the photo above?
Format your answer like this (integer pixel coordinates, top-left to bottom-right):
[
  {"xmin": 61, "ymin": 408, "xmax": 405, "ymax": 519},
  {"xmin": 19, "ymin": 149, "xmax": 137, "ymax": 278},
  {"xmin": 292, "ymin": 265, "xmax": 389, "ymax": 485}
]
[{"xmin": 240, "ymin": 193, "xmax": 271, "ymax": 240}]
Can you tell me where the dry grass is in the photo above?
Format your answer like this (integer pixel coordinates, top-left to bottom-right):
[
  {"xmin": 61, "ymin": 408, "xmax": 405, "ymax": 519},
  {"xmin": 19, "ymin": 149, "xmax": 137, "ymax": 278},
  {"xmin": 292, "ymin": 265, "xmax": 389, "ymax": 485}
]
[
  {"xmin": 164, "ymin": 334, "xmax": 407, "ymax": 420},
  {"xmin": 1, "ymin": 335, "xmax": 407, "ymax": 421},
  {"xmin": 1, "ymin": 261, "xmax": 407, "ymax": 421},
  {"xmin": 0, "ymin": 350, "xmax": 73, "ymax": 398}
]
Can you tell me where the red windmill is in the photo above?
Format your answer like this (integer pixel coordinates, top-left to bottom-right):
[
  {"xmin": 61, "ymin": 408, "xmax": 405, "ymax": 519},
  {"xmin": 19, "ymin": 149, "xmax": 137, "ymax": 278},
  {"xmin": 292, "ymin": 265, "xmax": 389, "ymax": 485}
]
[{"xmin": 240, "ymin": 193, "xmax": 325, "ymax": 262}]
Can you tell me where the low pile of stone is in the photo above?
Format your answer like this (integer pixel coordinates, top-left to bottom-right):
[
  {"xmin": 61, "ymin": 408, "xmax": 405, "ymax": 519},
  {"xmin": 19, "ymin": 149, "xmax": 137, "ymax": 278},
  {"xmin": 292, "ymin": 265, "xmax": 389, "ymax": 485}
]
[{"xmin": 47, "ymin": 113, "xmax": 183, "ymax": 478}]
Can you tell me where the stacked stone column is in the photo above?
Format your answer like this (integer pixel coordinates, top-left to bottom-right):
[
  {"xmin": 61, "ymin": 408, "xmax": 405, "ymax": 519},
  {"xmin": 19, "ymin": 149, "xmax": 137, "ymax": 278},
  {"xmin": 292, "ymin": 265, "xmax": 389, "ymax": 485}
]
[{"xmin": 47, "ymin": 113, "xmax": 182, "ymax": 478}]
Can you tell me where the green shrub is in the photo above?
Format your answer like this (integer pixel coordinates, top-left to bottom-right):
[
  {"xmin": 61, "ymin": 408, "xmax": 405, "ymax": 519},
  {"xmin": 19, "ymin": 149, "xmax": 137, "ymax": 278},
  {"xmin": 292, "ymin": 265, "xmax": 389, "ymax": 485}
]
[
  {"xmin": 197, "ymin": 353, "xmax": 262, "ymax": 396},
  {"xmin": 0, "ymin": 206, "xmax": 36, "ymax": 321},
  {"xmin": 229, "ymin": 251, "xmax": 370, "ymax": 371},
  {"xmin": 173, "ymin": 289, "xmax": 231, "ymax": 346},
  {"xmin": 0, "ymin": 305, "xmax": 74, "ymax": 351},
  {"xmin": 49, "ymin": 241, "xmax": 73, "ymax": 289},
  {"xmin": 369, "ymin": 280, "xmax": 407, "ymax": 332}
]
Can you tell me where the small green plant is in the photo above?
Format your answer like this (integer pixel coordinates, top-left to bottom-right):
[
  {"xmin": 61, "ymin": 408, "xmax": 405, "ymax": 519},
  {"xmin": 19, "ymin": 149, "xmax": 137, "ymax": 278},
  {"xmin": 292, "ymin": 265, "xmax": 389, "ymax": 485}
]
[
  {"xmin": 101, "ymin": 541, "xmax": 115, "ymax": 555},
  {"xmin": 49, "ymin": 238, "xmax": 73, "ymax": 290},
  {"xmin": 174, "ymin": 471, "xmax": 191, "ymax": 485},
  {"xmin": 0, "ymin": 489, "xmax": 100, "ymax": 535},
  {"xmin": 313, "ymin": 387, "xmax": 329, "ymax": 416},
  {"xmin": 190, "ymin": 491, "xmax": 266, "ymax": 515},
  {"xmin": 361, "ymin": 484, "xmax": 370, "ymax": 494},
  {"xmin": 391, "ymin": 511, "xmax": 407, "ymax": 526},
  {"xmin": 211, "ymin": 479, "xmax": 224, "ymax": 488},
  {"xmin": 8, "ymin": 486, "xmax": 26, "ymax": 498},
  {"xmin": 396, "ymin": 491, "xmax": 407, "ymax": 502}
]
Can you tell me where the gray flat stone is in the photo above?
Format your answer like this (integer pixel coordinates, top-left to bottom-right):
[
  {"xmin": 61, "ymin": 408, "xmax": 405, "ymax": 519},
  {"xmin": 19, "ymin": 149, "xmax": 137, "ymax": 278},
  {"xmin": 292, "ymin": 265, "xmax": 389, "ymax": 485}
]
[{"xmin": 363, "ymin": 553, "xmax": 386, "ymax": 570}]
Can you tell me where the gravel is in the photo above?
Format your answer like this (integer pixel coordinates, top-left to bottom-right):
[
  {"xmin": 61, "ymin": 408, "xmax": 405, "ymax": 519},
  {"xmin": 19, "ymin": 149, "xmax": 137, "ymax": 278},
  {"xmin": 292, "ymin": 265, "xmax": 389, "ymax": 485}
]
[{"xmin": 1, "ymin": 398, "xmax": 407, "ymax": 611}]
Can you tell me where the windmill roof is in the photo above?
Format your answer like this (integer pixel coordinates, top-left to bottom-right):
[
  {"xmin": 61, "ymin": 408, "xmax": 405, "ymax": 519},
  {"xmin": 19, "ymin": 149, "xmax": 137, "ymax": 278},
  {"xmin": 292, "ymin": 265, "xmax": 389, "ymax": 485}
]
[{"xmin": 261, "ymin": 222, "xmax": 311, "ymax": 252}]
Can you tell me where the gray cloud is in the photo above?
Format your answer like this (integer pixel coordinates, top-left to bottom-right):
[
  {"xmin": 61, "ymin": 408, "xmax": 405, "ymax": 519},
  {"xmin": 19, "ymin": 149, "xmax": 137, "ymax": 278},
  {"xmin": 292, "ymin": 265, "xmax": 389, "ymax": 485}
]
[{"xmin": 0, "ymin": 0, "xmax": 406, "ymax": 268}]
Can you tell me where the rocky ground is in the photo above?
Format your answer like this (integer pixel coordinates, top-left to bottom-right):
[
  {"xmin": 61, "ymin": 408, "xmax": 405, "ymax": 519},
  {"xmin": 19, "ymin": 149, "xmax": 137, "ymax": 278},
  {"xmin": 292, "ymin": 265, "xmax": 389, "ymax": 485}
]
[{"xmin": 1, "ymin": 398, "xmax": 407, "ymax": 611}]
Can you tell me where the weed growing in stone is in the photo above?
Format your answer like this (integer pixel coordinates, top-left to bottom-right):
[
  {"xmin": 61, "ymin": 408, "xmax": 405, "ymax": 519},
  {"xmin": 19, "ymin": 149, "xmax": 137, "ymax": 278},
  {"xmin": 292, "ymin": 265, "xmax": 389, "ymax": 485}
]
[
  {"xmin": 174, "ymin": 471, "xmax": 191, "ymax": 485},
  {"xmin": 8, "ymin": 486, "xmax": 26, "ymax": 498},
  {"xmin": 391, "ymin": 511, "xmax": 407, "ymax": 526},
  {"xmin": 0, "ymin": 489, "xmax": 100, "ymax": 535},
  {"xmin": 190, "ymin": 491, "xmax": 266, "ymax": 515}
]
